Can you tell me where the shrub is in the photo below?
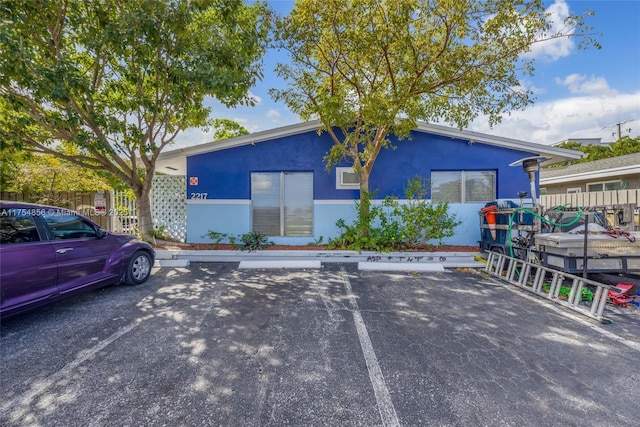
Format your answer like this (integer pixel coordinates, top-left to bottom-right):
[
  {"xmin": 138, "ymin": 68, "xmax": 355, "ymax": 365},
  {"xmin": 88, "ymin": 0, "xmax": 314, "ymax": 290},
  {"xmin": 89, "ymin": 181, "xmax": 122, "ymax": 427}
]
[
  {"xmin": 237, "ymin": 232, "xmax": 274, "ymax": 252},
  {"xmin": 328, "ymin": 176, "xmax": 461, "ymax": 251},
  {"xmin": 203, "ymin": 230, "xmax": 273, "ymax": 251},
  {"xmin": 202, "ymin": 230, "xmax": 230, "ymax": 248},
  {"xmin": 147, "ymin": 225, "xmax": 167, "ymax": 240}
]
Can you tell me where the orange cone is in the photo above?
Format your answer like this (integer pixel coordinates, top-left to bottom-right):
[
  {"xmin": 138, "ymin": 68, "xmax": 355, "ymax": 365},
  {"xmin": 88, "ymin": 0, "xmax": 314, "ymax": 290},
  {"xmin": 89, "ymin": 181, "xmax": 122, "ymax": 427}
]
[{"xmin": 481, "ymin": 205, "xmax": 498, "ymax": 240}]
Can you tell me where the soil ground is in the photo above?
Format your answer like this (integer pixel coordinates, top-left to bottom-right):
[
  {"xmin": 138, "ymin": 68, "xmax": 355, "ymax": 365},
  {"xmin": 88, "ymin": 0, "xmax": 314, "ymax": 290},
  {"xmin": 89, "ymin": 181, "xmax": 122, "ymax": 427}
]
[{"xmin": 154, "ymin": 241, "xmax": 480, "ymax": 252}]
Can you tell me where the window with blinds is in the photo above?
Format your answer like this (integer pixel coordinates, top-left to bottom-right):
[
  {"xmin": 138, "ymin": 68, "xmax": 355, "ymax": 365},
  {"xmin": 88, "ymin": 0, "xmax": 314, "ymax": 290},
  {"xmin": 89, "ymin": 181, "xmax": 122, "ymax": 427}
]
[
  {"xmin": 251, "ymin": 172, "xmax": 314, "ymax": 236},
  {"xmin": 431, "ymin": 171, "xmax": 496, "ymax": 203}
]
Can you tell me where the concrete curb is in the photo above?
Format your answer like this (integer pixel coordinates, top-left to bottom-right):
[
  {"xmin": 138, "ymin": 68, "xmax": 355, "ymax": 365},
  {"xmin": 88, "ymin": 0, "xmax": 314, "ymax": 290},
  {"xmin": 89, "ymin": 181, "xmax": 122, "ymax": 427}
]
[
  {"xmin": 154, "ymin": 259, "xmax": 190, "ymax": 268},
  {"xmin": 154, "ymin": 250, "xmax": 176, "ymax": 260},
  {"xmin": 153, "ymin": 249, "xmax": 487, "ymax": 270},
  {"xmin": 442, "ymin": 262, "xmax": 487, "ymax": 268},
  {"xmin": 358, "ymin": 262, "xmax": 446, "ymax": 272},
  {"xmin": 239, "ymin": 260, "xmax": 322, "ymax": 269},
  {"xmin": 156, "ymin": 249, "xmax": 480, "ymax": 262}
]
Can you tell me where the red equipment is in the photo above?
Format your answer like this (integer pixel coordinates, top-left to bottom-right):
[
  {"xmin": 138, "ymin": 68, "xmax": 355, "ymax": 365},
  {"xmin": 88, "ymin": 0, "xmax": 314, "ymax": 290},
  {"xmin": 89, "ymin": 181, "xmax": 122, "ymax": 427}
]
[
  {"xmin": 481, "ymin": 205, "xmax": 498, "ymax": 240},
  {"xmin": 607, "ymin": 283, "xmax": 637, "ymax": 307}
]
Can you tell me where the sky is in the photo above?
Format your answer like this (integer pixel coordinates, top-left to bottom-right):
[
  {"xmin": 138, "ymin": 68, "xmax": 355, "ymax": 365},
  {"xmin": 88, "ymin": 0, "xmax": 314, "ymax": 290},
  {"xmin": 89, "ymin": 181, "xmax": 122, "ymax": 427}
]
[{"xmin": 173, "ymin": 0, "xmax": 640, "ymax": 149}]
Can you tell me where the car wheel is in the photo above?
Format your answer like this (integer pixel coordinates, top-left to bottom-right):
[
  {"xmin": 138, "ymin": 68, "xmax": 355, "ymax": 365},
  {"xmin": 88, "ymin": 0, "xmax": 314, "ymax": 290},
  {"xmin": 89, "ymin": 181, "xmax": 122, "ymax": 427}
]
[{"xmin": 125, "ymin": 251, "xmax": 152, "ymax": 285}]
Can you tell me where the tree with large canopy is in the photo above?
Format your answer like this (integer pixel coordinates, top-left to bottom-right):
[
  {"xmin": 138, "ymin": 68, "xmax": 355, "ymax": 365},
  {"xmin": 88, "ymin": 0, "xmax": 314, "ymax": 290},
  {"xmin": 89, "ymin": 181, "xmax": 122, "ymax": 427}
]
[
  {"xmin": 271, "ymin": 0, "xmax": 599, "ymax": 235},
  {"xmin": 0, "ymin": 0, "xmax": 269, "ymax": 239},
  {"xmin": 553, "ymin": 136, "xmax": 640, "ymax": 166},
  {"xmin": 2, "ymin": 145, "xmax": 113, "ymax": 196}
]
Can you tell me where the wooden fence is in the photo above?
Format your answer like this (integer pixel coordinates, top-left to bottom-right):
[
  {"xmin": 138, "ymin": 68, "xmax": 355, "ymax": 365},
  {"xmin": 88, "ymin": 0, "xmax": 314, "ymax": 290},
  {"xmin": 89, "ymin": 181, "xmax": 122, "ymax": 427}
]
[
  {"xmin": 1, "ymin": 191, "xmax": 113, "ymax": 230},
  {"xmin": 540, "ymin": 189, "xmax": 639, "ymax": 230},
  {"xmin": 540, "ymin": 189, "xmax": 639, "ymax": 209}
]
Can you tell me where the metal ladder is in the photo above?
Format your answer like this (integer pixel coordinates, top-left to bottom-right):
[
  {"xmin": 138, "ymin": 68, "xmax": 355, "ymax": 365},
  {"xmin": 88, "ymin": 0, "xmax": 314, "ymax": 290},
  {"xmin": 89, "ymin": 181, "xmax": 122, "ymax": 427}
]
[{"xmin": 484, "ymin": 251, "xmax": 612, "ymax": 322}]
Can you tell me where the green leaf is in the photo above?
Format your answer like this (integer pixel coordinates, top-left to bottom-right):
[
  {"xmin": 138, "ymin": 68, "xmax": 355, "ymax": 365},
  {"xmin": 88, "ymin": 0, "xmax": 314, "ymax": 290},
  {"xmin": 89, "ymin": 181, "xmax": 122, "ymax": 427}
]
[
  {"xmin": 0, "ymin": 0, "xmax": 269, "ymax": 236},
  {"xmin": 273, "ymin": 0, "xmax": 599, "ymax": 232}
]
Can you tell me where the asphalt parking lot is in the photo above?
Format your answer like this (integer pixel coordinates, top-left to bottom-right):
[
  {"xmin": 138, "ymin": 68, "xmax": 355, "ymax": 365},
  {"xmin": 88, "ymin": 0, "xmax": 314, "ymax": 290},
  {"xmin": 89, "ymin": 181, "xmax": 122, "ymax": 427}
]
[{"xmin": 1, "ymin": 263, "xmax": 639, "ymax": 426}]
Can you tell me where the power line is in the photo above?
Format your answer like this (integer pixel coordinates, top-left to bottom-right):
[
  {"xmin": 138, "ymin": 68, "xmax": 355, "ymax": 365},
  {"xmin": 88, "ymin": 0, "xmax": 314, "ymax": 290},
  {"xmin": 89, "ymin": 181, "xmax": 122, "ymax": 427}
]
[{"xmin": 603, "ymin": 120, "xmax": 632, "ymax": 139}]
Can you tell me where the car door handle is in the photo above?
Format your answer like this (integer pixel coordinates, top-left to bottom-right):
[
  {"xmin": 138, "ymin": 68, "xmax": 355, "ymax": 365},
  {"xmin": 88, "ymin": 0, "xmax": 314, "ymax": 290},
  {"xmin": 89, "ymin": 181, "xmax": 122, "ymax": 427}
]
[{"xmin": 56, "ymin": 248, "xmax": 74, "ymax": 254}]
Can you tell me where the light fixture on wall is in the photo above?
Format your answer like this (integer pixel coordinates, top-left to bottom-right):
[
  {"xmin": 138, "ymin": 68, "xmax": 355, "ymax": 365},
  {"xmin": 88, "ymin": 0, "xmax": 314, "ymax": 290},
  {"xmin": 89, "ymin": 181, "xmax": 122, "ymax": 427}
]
[{"xmin": 508, "ymin": 156, "xmax": 547, "ymax": 205}]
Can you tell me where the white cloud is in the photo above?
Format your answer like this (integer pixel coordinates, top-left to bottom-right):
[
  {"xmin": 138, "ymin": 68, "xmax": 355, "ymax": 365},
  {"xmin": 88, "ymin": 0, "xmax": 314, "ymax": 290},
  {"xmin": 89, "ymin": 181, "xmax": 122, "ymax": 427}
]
[
  {"xmin": 171, "ymin": 116, "xmax": 263, "ymax": 150},
  {"xmin": 523, "ymin": 0, "xmax": 575, "ymax": 61},
  {"xmin": 232, "ymin": 117, "xmax": 262, "ymax": 133},
  {"xmin": 247, "ymin": 91, "xmax": 262, "ymax": 105},
  {"xmin": 169, "ymin": 127, "xmax": 213, "ymax": 150},
  {"xmin": 554, "ymin": 73, "xmax": 617, "ymax": 95},
  {"xmin": 469, "ymin": 91, "xmax": 640, "ymax": 145},
  {"xmin": 513, "ymin": 79, "xmax": 546, "ymax": 96},
  {"xmin": 265, "ymin": 109, "xmax": 282, "ymax": 122}
]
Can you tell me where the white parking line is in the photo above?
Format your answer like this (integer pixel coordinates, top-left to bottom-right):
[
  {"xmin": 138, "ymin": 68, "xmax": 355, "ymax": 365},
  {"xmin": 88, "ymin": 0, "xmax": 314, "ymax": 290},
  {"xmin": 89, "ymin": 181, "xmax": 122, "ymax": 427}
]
[
  {"xmin": 339, "ymin": 266, "xmax": 400, "ymax": 427},
  {"xmin": 0, "ymin": 322, "xmax": 140, "ymax": 419}
]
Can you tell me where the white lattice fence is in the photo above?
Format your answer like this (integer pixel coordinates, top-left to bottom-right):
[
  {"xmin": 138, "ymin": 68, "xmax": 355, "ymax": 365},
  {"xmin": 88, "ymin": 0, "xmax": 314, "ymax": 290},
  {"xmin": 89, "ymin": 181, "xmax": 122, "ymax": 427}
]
[
  {"xmin": 152, "ymin": 176, "xmax": 186, "ymax": 242},
  {"xmin": 110, "ymin": 190, "xmax": 137, "ymax": 234}
]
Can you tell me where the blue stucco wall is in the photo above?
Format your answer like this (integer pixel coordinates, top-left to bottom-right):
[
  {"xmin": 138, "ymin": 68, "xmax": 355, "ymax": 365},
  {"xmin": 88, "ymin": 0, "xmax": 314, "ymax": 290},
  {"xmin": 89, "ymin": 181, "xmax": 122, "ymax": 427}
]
[
  {"xmin": 185, "ymin": 129, "xmax": 540, "ymax": 245},
  {"xmin": 187, "ymin": 201, "xmax": 251, "ymax": 241}
]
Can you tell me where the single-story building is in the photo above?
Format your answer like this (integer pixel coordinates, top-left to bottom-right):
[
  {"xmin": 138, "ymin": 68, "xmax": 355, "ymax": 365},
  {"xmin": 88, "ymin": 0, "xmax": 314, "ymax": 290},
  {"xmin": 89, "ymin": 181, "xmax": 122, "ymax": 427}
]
[
  {"xmin": 156, "ymin": 120, "xmax": 582, "ymax": 246},
  {"xmin": 540, "ymin": 152, "xmax": 640, "ymax": 195}
]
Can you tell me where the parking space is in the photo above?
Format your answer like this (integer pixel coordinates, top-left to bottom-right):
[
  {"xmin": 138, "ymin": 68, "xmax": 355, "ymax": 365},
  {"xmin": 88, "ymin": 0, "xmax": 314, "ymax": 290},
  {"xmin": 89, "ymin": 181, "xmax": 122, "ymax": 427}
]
[{"xmin": 1, "ymin": 263, "xmax": 639, "ymax": 426}]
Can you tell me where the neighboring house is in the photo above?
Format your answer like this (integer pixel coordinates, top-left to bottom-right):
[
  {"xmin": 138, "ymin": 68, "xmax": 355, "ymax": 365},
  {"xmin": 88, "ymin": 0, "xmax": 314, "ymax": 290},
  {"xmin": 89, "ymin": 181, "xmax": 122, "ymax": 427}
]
[
  {"xmin": 156, "ymin": 120, "xmax": 582, "ymax": 246},
  {"xmin": 551, "ymin": 137, "xmax": 605, "ymax": 147},
  {"xmin": 540, "ymin": 152, "xmax": 640, "ymax": 195}
]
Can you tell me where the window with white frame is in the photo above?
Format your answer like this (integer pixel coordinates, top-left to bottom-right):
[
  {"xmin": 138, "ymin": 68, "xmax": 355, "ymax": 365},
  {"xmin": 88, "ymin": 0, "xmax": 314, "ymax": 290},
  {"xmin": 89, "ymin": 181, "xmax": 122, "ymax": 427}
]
[
  {"xmin": 431, "ymin": 171, "xmax": 496, "ymax": 203},
  {"xmin": 251, "ymin": 172, "xmax": 314, "ymax": 236},
  {"xmin": 336, "ymin": 167, "xmax": 359, "ymax": 189},
  {"xmin": 567, "ymin": 187, "xmax": 581, "ymax": 194},
  {"xmin": 587, "ymin": 180, "xmax": 622, "ymax": 192}
]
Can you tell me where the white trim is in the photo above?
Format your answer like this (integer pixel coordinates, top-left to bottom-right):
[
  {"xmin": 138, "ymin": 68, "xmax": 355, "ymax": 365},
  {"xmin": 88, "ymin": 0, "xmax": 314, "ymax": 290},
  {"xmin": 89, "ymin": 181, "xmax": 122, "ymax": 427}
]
[
  {"xmin": 156, "ymin": 121, "xmax": 324, "ymax": 175},
  {"xmin": 315, "ymin": 199, "xmax": 418, "ymax": 205},
  {"xmin": 336, "ymin": 167, "xmax": 360, "ymax": 189},
  {"xmin": 540, "ymin": 164, "xmax": 640, "ymax": 185},
  {"xmin": 186, "ymin": 199, "xmax": 251, "ymax": 205},
  {"xmin": 187, "ymin": 199, "xmax": 401, "ymax": 206},
  {"xmin": 187, "ymin": 198, "xmax": 495, "ymax": 206},
  {"xmin": 586, "ymin": 179, "xmax": 622, "ymax": 192},
  {"xmin": 157, "ymin": 120, "xmax": 585, "ymax": 175},
  {"xmin": 414, "ymin": 122, "xmax": 583, "ymax": 164},
  {"xmin": 160, "ymin": 121, "xmax": 322, "ymax": 161},
  {"xmin": 314, "ymin": 200, "xmax": 358, "ymax": 205}
]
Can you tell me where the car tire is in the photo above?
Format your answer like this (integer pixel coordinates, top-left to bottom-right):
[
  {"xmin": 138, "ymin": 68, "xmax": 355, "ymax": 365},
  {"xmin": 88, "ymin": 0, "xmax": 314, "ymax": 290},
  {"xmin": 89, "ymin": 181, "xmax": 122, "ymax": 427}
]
[{"xmin": 124, "ymin": 251, "xmax": 152, "ymax": 285}]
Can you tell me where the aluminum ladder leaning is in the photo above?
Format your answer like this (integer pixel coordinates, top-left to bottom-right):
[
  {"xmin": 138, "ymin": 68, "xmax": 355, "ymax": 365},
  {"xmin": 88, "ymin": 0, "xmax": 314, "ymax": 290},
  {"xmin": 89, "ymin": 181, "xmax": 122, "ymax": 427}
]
[{"xmin": 484, "ymin": 251, "xmax": 612, "ymax": 322}]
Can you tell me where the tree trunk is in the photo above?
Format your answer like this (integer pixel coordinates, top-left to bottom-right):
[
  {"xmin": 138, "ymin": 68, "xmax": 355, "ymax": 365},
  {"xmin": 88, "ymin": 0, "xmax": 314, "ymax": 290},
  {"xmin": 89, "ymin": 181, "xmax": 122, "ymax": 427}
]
[
  {"xmin": 134, "ymin": 181, "xmax": 154, "ymax": 243},
  {"xmin": 358, "ymin": 171, "xmax": 370, "ymax": 237}
]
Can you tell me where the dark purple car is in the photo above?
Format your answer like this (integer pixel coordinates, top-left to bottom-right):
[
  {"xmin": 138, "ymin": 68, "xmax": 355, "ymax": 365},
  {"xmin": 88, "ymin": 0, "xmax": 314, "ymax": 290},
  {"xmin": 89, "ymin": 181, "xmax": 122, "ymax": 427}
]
[{"xmin": 0, "ymin": 201, "xmax": 155, "ymax": 319}]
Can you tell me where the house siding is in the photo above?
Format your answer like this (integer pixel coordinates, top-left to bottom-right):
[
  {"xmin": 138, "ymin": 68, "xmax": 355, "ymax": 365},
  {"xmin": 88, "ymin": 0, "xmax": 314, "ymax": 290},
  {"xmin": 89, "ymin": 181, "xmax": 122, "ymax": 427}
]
[
  {"xmin": 540, "ymin": 152, "xmax": 640, "ymax": 195},
  {"xmin": 185, "ymin": 129, "xmax": 540, "ymax": 245},
  {"xmin": 541, "ymin": 176, "xmax": 640, "ymax": 195}
]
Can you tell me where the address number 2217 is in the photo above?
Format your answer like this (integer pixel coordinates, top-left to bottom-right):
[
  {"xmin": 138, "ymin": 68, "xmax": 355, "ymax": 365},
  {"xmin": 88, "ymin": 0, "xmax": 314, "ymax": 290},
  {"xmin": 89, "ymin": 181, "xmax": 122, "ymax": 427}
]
[{"xmin": 190, "ymin": 193, "xmax": 208, "ymax": 199}]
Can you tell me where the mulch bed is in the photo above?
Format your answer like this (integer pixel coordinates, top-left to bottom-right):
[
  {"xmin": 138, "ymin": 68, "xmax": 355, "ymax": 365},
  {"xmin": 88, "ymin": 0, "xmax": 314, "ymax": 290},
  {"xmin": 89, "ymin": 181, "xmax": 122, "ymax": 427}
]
[{"xmin": 154, "ymin": 242, "xmax": 480, "ymax": 252}]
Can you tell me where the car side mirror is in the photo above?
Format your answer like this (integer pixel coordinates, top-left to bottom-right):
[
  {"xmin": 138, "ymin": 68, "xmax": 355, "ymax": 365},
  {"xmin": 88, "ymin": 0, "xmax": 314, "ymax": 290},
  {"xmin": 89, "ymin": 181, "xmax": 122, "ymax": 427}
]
[{"xmin": 96, "ymin": 228, "xmax": 107, "ymax": 239}]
